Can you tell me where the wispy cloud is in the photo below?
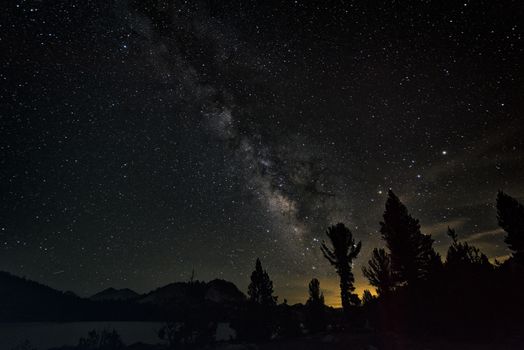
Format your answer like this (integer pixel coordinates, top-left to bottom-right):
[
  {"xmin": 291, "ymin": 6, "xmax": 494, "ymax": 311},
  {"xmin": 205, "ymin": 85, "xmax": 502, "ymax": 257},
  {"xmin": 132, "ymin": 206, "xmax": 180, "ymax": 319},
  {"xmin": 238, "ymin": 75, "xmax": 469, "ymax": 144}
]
[
  {"xmin": 489, "ymin": 254, "xmax": 511, "ymax": 264},
  {"xmin": 424, "ymin": 123, "xmax": 524, "ymax": 183},
  {"xmin": 465, "ymin": 228, "xmax": 505, "ymax": 243},
  {"xmin": 421, "ymin": 218, "xmax": 469, "ymax": 237}
]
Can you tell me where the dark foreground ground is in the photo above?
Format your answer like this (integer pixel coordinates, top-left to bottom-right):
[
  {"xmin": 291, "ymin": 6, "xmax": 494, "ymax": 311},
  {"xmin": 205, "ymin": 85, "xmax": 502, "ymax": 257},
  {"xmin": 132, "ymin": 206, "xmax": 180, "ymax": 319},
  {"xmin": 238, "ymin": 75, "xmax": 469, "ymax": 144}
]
[
  {"xmin": 45, "ymin": 332, "xmax": 522, "ymax": 350},
  {"xmin": 244, "ymin": 332, "xmax": 523, "ymax": 350}
]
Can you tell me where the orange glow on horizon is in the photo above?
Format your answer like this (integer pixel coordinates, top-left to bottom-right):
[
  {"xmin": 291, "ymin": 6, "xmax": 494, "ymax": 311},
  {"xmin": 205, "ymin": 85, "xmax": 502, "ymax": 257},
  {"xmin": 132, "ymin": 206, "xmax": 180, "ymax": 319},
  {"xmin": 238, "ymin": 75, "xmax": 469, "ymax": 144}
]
[{"xmin": 281, "ymin": 278, "xmax": 375, "ymax": 308}]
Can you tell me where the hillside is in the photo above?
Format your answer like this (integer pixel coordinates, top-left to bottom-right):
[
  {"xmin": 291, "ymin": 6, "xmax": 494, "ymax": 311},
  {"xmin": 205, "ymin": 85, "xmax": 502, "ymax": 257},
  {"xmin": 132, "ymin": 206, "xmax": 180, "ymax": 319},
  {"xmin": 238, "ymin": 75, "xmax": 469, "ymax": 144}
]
[{"xmin": 0, "ymin": 271, "xmax": 246, "ymax": 322}]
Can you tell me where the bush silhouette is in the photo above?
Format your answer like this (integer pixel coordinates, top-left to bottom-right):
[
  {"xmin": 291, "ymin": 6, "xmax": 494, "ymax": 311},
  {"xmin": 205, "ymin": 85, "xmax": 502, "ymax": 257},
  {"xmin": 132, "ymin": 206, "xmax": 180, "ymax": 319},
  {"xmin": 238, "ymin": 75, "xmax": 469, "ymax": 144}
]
[{"xmin": 77, "ymin": 329, "xmax": 124, "ymax": 350}]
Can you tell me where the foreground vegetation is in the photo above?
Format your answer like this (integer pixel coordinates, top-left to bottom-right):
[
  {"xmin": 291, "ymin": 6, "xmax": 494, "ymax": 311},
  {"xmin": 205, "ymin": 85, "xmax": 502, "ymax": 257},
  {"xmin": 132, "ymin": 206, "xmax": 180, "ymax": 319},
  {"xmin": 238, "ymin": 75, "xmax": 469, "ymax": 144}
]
[{"xmin": 6, "ymin": 190, "xmax": 524, "ymax": 349}]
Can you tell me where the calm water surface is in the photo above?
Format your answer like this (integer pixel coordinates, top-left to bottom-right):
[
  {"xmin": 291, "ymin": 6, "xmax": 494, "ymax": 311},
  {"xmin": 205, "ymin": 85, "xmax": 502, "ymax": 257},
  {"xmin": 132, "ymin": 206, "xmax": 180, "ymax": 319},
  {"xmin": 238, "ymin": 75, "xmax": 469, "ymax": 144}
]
[{"xmin": 0, "ymin": 322, "xmax": 164, "ymax": 349}]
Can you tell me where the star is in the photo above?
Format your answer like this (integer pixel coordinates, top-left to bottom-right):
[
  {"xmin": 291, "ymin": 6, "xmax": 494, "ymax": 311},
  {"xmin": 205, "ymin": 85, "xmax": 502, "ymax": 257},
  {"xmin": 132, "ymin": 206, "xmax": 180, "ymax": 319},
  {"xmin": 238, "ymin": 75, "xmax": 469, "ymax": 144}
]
[{"xmin": 1, "ymin": 0, "xmax": 521, "ymax": 306}]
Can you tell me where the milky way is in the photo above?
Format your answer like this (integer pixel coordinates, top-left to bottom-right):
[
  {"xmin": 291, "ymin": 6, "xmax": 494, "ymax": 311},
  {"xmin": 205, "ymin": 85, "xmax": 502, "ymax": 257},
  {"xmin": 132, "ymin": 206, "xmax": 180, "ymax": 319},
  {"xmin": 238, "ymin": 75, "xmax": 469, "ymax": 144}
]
[{"xmin": 2, "ymin": 1, "xmax": 523, "ymax": 305}]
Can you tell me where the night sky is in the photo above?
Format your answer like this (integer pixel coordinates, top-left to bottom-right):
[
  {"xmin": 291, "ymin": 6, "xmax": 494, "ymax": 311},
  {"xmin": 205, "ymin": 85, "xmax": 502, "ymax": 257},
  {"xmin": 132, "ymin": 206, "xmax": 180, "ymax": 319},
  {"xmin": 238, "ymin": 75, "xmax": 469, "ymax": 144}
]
[{"xmin": 2, "ymin": 1, "xmax": 523, "ymax": 306}]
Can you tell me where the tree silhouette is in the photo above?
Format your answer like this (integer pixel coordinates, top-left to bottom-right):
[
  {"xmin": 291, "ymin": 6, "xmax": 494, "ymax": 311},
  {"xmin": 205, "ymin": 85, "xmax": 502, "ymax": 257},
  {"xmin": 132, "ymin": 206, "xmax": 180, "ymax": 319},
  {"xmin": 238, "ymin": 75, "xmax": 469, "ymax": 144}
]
[
  {"xmin": 248, "ymin": 258, "xmax": 277, "ymax": 306},
  {"xmin": 361, "ymin": 289, "xmax": 375, "ymax": 306},
  {"xmin": 234, "ymin": 258, "xmax": 277, "ymax": 342},
  {"xmin": 305, "ymin": 278, "xmax": 326, "ymax": 333},
  {"xmin": 78, "ymin": 329, "xmax": 124, "ymax": 350},
  {"xmin": 497, "ymin": 191, "xmax": 524, "ymax": 263},
  {"xmin": 446, "ymin": 227, "xmax": 491, "ymax": 269},
  {"xmin": 362, "ymin": 248, "xmax": 395, "ymax": 296},
  {"xmin": 380, "ymin": 190, "xmax": 440, "ymax": 286},
  {"xmin": 159, "ymin": 319, "xmax": 216, "ymax": 349},
  {"xmin": 307, "ymin": 278, "xmax": 325, "ymax": 306},
  {"xmin": 321, "ymin": 223, "xmax": 362, "ymax": 314}
]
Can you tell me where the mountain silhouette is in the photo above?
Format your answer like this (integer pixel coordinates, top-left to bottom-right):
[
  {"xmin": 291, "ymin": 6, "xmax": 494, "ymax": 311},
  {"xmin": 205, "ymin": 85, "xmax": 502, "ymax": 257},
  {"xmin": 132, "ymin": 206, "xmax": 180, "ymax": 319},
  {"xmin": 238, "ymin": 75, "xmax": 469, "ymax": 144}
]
[
  {"xmin": 0, "ymin": 271, "xmax": 89, "ymax": 321},
  {"xmin": 138, "ymin": 279, "xmax": 245, "ymax": 305},
  {"xmin": 0, "ymin": 270, "xmax": 246, "ymax": 322},
  {"xmin": 205, "ymin": 279, "xmax": 246, "ymax": 304},
  {"xmin": 90, "ymin": 288, "xmax": 141, "ymax": 302}
]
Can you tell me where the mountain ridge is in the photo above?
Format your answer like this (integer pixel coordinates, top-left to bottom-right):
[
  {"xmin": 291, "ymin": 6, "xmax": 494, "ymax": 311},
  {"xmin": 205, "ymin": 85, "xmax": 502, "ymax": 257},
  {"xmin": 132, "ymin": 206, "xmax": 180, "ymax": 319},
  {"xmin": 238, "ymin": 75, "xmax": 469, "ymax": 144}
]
[{"xmin": 0, "ymin": 270, "xmax": 247, "ymax": 321}]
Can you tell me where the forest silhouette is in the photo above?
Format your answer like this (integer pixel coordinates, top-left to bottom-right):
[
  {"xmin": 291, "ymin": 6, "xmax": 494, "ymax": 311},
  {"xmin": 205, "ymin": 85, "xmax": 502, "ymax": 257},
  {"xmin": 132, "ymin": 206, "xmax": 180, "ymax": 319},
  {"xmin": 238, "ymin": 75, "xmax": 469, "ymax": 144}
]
[
  {"xmin": 223, "ymin": 190, "xmax": 524, "ymax": 343},
  {"xmin": 3, "ymin": 190, "xmax": 524, "ymax": 349}
]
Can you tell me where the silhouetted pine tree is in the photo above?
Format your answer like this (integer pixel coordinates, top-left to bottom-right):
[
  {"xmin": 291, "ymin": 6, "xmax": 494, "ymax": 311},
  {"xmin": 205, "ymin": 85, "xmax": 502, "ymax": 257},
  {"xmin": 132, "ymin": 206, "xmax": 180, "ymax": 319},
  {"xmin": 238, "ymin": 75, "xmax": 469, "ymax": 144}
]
[
  {"xmin": 436, "ymin": 227, "xmax": 498, "ymax": 336},
  {"xmin": 380, "ymin": 190, "xmax": 440, "ymax": 286},
  {"xmin": 233, "ymin": 258, "xmax": 277, "ymax": 342},
  {"xmin": 362, "ymin": 248, "xmax": 395, "ymax": 296},
  {"xmin": 361, "ymin": 290, "xmax": 375, "ymax": 306},
  {"xmin": 446, "ymin": 227, "xmax": 491, "ymax": 269},
  {"xmin": 305, "ymin": 278, "xmax": 326, "ymax": 333},
  {"xmin": 497, "ymin": 191, "xmax": 524, "ymax": 264},
  {"xmin": 248, "ymin": 258, "xmax": 277, "ymax": 305},
  {"xmin": 321, "ymin": 223, "xmax": 362, "ymax": 314},
  {"xmin": 307, "ymin": 278, "xmax": 324, "ymax": 305}
]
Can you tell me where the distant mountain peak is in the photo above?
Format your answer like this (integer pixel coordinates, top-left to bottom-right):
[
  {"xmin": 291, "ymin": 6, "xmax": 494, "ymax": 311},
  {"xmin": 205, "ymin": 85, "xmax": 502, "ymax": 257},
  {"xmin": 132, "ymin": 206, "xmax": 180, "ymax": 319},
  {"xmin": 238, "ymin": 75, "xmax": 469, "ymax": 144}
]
[
  {"xmin": 205, "ymin": 279, "xmax": 246, "ymax": 304},
  {"xmin": 90, "ymin": 287, "xmax": 140, "ymax": 301},
  {"xmin": 138, "ymin": 279, "xmax": 245, "ymax": 305}
]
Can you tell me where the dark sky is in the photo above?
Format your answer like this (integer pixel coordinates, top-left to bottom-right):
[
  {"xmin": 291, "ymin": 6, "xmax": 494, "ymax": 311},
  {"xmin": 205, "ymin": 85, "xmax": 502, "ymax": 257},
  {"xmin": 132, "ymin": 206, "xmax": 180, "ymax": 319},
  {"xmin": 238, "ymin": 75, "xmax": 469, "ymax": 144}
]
[{"xmin": 2, "ymin": 0, "xmax": 523, "ymax": 305}]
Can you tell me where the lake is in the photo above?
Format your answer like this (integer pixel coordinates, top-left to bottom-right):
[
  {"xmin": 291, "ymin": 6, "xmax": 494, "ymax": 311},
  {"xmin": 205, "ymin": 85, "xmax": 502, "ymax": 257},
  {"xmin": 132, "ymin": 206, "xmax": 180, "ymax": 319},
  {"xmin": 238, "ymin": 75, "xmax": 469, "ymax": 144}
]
[
  {"xmin": 0, "ymin": 322, "xmax": 235, "ymax": 349},
  {"xmin": 0, "ymin": 322, "xmax": 165, "ymax": 349}
]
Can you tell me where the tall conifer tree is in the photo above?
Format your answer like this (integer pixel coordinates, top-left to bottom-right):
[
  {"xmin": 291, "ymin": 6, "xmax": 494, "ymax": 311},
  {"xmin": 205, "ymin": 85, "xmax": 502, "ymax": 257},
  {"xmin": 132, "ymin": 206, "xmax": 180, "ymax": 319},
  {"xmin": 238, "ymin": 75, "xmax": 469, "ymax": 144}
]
[
  {"xmin": 321, "ymin": 223, "xmax": 362, "ymax": 313},
  {"xmin": 248, "ymin": 258, "xmax": 277, "ymax": 305},
  {"xmin": 380, "ymin": 190, "xmax": 440, "ymax": 286},
  {"xmin": 497, "ymin": 191, "xmax": 524, "ymax": 263}
]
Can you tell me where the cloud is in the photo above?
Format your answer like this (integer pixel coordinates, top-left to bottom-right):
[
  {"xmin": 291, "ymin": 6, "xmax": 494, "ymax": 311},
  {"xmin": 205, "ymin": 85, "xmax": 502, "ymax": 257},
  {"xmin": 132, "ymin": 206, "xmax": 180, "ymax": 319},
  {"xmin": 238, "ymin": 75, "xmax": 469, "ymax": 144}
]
[
  {"xmin": 489, "ymin": 254, "xmax": 511, "ymax": 264},
  {"xmin": 465, "ymin": 228, "xmax": 505, "ymax": 243},
  {"xmin": 424, "ymin": 123, "xmax": 524, "ymax": 183},
  {"xmin": 421, "ymin": 218, "xmax": 469, "ymax": 237}
]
